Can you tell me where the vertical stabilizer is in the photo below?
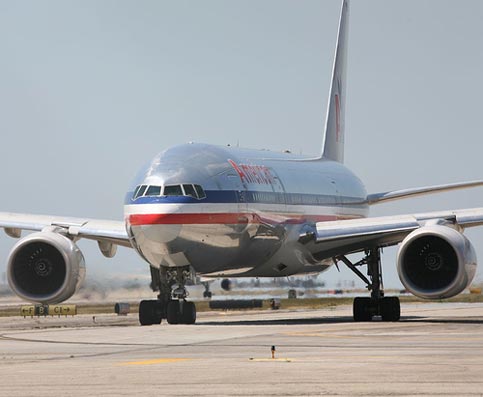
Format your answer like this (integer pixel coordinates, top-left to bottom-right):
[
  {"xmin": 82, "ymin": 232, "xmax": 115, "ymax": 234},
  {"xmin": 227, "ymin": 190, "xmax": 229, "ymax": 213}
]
[{"xmin": 321, "ymin": 0, "xmax": 349, "ymax": 163}]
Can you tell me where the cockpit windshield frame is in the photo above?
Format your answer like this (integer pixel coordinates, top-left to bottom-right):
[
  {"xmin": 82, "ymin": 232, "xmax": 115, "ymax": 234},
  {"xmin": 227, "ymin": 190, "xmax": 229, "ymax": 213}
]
[{"xmin": 131, "ymin": 183, "xmax": 207, "ymax": 201}]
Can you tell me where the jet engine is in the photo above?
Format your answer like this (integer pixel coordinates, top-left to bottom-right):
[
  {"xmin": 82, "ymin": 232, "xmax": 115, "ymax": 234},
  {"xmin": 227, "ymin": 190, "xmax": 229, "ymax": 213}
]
[
  {"xmin": 397, "ymin": 225, "xmax": 476, "ymax": 299},
  {"xmin": 7, "ymin": 231, "xmax": 86, "ymax": 304},
  {"xmin": 221, "ymin": 278, "xmax": 232, "ymax": 291}
]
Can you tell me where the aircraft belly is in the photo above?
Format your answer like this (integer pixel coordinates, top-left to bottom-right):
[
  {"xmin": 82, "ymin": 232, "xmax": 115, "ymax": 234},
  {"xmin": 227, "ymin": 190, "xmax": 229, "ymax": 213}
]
[
  {"xmin": 130, "ymin": 222, "xmax": 283, "ymax": 274},
  {"xmin": 129, "ymin": 218, "xmax": 340, "ymax": 279}
]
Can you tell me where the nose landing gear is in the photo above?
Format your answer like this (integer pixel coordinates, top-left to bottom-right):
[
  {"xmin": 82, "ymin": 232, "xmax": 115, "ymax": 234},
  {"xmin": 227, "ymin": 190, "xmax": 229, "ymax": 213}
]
[
  {"xmin": 166, "ymin": 300, "xmax": 196, "ymax": 324},
  {"xmin": 139, "ymin": 265, "xmax": 197, "ymax": 325},
  {"xmin": 165, "ymin": 283, "xmax": 197, "ymax": 324}
]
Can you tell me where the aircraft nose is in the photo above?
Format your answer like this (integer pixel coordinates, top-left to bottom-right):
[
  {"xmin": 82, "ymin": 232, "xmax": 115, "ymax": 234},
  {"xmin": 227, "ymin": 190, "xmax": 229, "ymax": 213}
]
[
  {"xmin": 127, "ymin": 211, "xmax": 183, "ymax": 244},
  {"xmin": 144, "ymin": 223, "xmax": 182, "ymax": 244}
]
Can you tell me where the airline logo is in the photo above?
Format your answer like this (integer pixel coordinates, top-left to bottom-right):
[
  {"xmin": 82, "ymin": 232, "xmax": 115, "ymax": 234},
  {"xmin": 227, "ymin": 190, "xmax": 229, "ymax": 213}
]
[{"xmin": 228, "ymin": 159, "xmax": 275, "ymax": 185}]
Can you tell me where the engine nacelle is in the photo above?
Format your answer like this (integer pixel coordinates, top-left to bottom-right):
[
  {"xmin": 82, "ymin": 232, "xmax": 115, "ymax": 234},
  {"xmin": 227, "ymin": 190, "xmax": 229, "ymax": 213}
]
[
  {"xmin": 7, "ymin": 231, "xmax": 86, "ymax": 304},
  {"xmin": 221, "ymin": 278, "xmax": 232, "ymax": 291},
  {"xmin": 397, "ymin": 225, "xmax": 476, "ymax": 299}
]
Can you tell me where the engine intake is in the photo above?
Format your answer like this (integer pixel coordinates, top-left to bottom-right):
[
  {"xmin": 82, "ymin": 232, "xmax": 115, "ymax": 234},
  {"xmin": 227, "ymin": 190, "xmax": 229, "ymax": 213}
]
[
  {"xmin": 397, "ymin": 225, "xmax": 476, "ymax": 299},
  {"xmin": 7, "ymin": 231, "xmax": 85, "ymax": 304},
  {"xmin": 221, "ymin": 278, "xmax": 232, "ymax": 291}
]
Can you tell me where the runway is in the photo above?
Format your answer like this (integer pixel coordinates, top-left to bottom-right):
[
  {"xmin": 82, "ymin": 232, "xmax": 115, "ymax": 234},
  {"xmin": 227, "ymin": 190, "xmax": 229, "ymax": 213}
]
[{"xmin": 1, "ymin": 302, "xmax": 483, "ymax": 396}]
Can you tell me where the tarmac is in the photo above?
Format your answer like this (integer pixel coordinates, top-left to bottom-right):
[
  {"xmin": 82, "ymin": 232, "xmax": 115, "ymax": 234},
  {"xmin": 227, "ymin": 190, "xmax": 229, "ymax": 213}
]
[{"xmin": 1, "ymin": 301, "xmax": 483, "ymax": 396}]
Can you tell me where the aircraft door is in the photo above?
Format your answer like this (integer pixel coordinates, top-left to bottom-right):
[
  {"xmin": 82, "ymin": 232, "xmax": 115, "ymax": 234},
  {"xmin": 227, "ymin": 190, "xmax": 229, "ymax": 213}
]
[
  {"xmin": 217, "ymin": 171, "xmax": 247, "ymax": 215},
  {"xmin": 270, "ymin": 170, "xmax": 287, "ymax": 211}
]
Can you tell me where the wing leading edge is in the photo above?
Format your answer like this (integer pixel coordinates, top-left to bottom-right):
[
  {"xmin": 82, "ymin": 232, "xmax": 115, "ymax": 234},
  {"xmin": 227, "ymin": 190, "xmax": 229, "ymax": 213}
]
[
  {"xmin": 0, "ymin": 212, "xmax": 131, "ymax": 255},
  {"xmin": 367, "ymin": 180, "xmax": 483, "ymax": 205},
  {"xmin": 300, "ymin": 207, "xmax": 483, "ymax": 261}
]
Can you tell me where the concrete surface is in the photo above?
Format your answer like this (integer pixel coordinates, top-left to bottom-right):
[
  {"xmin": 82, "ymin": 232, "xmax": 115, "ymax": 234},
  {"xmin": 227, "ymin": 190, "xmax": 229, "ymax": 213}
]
[{"xmin": 1, "ymin": 302, "xmax": 483, "ymax": 396}]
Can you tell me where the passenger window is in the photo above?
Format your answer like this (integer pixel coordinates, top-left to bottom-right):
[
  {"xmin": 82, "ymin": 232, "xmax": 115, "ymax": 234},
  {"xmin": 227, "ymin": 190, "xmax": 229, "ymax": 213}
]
[
  {"xmin": 163, "ymin": 185, "xmax": 183, "ymax": 196},
  {"xmin": 134, "ymin": 185, "xmax": 147, "ymax": 199},
  {"xmin": 194, "ymin": 185, "xmax": 206, "ymax": 199},
  {"xmin": 183, "ymin": 184, "xmax": 197, "ymax": 198},
  {"xmin": 145, "ymin": 185, "xmax": 161, "ymax": 196}
]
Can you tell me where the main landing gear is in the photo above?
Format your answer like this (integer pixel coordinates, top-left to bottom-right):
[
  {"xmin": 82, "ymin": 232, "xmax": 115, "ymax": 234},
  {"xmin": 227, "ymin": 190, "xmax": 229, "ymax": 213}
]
[
  {"xmin": 335, "ymin": 248, "xmax": 400, "ymax": 322},
  {"xmin": 139, "ymin": 266, "xmax": 197, "ymax": 326},
  {"xmin": 202, "ymin": 282, "xmax": 213, "ymax": 299}
]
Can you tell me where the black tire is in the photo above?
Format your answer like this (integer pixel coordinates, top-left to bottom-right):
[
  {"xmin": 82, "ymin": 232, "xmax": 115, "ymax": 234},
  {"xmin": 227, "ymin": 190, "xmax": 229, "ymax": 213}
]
[
  {"xmin": 139, "ymin": 300, "xmax": 152, "ymax": 326},
  {"xmin": 181, "ymin": 302, "xmax": 197, "ymax": 324},
  {"xmin": 380, "ymin": 297, "xmax": 400, "ymax": 322},
  {"xmin": 353, "ymin": 297, "xmax": 372, "ymax": 322},
  {"xmin": 167, "ymin": 301, "xmax": 180, "ymax": 324},
  {"xmin": 139, "ymin": 300, "xmax": 163, "ymax": 326}
]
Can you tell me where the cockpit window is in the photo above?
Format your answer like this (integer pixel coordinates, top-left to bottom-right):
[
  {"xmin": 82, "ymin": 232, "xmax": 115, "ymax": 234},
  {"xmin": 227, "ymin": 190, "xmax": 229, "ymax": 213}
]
[
  {"xmin": 133, "ymin": 185, "xmax": 147, "ymax": 199},
  {"xmin": 163, "ymin": 185, "xmax": 183, "ymax": 196},
  {"xmin": 132, "ymin": 185, "xmax": 142, "ymax": 199},
  {"xmin": 132, "ymin": 183, "xmax": 206, "ymax": 200},
  {"xmin": 145, "ymin": 185, "xmax": 161, "ymax": 196},
  {"xmin": 194, "ymin": 184, "xmax": 206, "ymax": 199},
  {"xmin": 183, "ymin": 184, "xmax": 197, "ymax": 198}
]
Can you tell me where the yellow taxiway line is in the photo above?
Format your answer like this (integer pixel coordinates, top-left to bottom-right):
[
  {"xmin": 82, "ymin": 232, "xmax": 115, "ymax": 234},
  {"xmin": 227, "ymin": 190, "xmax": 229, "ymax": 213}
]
[{"xmin": 119, "ymin": 358, "xmax": 192, "ymax": 366}]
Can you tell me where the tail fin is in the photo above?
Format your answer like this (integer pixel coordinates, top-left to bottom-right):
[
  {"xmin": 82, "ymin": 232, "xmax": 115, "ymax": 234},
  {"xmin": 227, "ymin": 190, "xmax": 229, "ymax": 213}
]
[{"xmin": 320, "ymin": 0, "xmax": 349, "ymax": 163}]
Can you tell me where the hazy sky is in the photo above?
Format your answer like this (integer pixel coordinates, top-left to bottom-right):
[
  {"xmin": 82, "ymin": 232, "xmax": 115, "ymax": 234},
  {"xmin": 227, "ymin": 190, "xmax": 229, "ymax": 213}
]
[{"xmin": 0, "ymin": 0, "xmax": 482, "ymax": 290}]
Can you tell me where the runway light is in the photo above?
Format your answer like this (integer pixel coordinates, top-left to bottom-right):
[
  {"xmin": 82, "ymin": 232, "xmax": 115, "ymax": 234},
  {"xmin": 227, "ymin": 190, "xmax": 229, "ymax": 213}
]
[{"xmin": 271, "ymin": 346, "xmax": 276, "ymax": 359}]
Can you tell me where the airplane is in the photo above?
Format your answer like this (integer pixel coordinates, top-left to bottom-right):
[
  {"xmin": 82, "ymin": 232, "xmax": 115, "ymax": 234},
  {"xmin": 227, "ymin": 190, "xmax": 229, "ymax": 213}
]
[{"xmin": 2, "ymin": 0, "xmax": 483, "ymax": 325}]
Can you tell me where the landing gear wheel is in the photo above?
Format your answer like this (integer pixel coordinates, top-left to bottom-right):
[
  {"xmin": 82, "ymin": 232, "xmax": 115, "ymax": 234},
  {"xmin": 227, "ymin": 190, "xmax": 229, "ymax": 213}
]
[
  {"xmin": 166, "ymin": 301, "xmax": 197, "ymax": 324},
  {"xmin": 337, "ymin": 249, "xmax": 402, "ymax": 322},
  {"xmin": 353, "ymin": 297, "xmax": 372, "ymax": 321},
  {"xmin": 139, "ymin": 300, "xmax": 163, "ymax": 326},
  {"xmin": 167, "ymin": 301, "xmax": 180, "ymax": 324},
  {"xmin": 181, "ymin": 301, "xmax": 197, "ymax": 324},
  {"xmin": 203, "ymin": 291, "xmax": 212, "ymax": 299},
  {"xmin": 380, "ymin": 297, "xmax": 400, "ymax": 321}
]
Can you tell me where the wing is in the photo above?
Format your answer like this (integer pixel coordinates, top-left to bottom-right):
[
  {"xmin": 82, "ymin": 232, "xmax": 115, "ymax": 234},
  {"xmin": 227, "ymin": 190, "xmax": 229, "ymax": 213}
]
[
  {"xmin": 0, "ymin": 212, "xmax": 131, "ymax": 257},
  {"xmin": 300, "ymin": 207, "xmax": 483, "ymax": 261},
  {"xmin": 367, "ymin": 180, "xmax": 483, "ymax": 205}
]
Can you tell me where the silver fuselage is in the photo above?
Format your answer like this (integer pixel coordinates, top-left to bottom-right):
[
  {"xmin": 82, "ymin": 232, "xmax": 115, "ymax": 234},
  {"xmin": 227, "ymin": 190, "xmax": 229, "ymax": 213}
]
[{"xmin": 124, "ymin": 143, "xmax": 368, "ymax": 278}]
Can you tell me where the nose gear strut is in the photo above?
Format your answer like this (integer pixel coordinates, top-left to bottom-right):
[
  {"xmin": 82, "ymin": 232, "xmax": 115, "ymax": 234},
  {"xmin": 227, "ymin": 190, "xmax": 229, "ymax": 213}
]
[{"xmin": 139, "ymin": 265, "xmax": 197, "ymax": 325}]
